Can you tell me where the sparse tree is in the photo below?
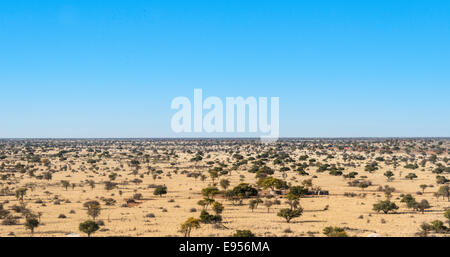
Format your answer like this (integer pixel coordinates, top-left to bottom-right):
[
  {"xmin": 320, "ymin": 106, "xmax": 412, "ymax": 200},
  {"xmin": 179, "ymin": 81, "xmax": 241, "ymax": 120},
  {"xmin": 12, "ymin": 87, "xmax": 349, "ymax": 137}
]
[
  {"xmin": 416, "ymin": 199, "xmax": 431, "ymax": 214},
  {"xmin": 212, "ymin": 201, "xmax": 224, "ymax": 215},
  {"xmin": 437, "ymin": 185, "xmax": 449, "ymax": 201},
  {"xmin": 384, "ymin": 171, "xmax": 394, "ymax": 181},
  {"xmin": 87, "ymin": 180, "xmax": 95, "ymax": 190},
  {"xmin": 219, "ymin": 179, "xmax": 230, "ymax": 191},
  {"xmin": 373, "ymin": 200, "xmax": 398, "ymax": 214},
  {"xmin": 405, "ymin": 173, "xmax": 418, "ymax": 180},
  {"xmin": 87, "ymin": 202, "xmax": 101, "ymax": 220},
  {"xmin": 277, "ymin": 208, "xmax": 303, "ymax": 223},
  {"xmin": 25, "ymin": 218, "xmax": 39, "ymax": 235},
  {"xmin": 15, "ymin": 188, "xmax": 27, "ymax": 202},
  {"xmin": 420, "ymin": 184, "xmax": 428, "ymax": 193},
  {"xmin": 285, "ymin": 193, "xmax": 300, "ymax": 210},
  {"xmin": 264, "ymin": 200, "xmax": 273, "ymax": 213},
  {"xmin": 79, "ymin": 220, "xmax": 99, "ymax": 237},
  {"xmin": 180, "ymin": 217, "xmax": 201, "ymax": 237},
  {"xmin": 61, "ymin": 180, "xmax": 70, "ymax": 190}
]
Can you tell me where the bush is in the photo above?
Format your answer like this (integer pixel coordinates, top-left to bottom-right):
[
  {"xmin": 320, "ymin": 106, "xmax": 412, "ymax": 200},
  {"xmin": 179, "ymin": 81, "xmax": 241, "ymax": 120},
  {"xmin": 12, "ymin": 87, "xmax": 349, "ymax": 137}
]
[
  {"xmin": 404, "ymin": 164, "xmax": 419, "ymax": 170},
  {"xmin": 430, "ymin": 220, "xmax": 447, "ymax": 233},
  {"xmin": 104, "ymin": 181, "xmax": 117, "ymax": 191},
  {"xmin": 436, "ymin": 176, "xmax": 449, "ymax": 184},
  {"xmin": 2, "ymin": 215, "xmax": 18, "ymax": 225},
  {"xmin": 233, "ymin": 230, "xmax": 255, "ymax": 237},
  {"xmin": 145, "ymin": 213, "xmax": 155, "ymax": 218},
  {"xmin": 154, "ymin": 185, "xmax": 168, "ymax": 197},
  {"xmin": 0, "ymin": 208, "xmax": 10, "ymax": 219},
  {"xmin": 444, "ymin": 209, "xmax": 450, "ymax": 222},
  {"xmin": 323, "ymin": 227, "xmax": 348, "ymax": 237},
  {"xmin": 133, "ymin": 193, "xmax": 143, "ymax": 200},
  {"xmin": 365, "ymin": 163, "xmax": 378, "ymax": 172}
]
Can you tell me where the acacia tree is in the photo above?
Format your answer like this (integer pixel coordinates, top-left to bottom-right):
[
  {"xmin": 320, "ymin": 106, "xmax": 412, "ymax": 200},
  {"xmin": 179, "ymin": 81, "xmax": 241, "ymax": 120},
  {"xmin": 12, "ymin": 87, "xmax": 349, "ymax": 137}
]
[
  {"xmin": 212, "ymin": 201, "xmax": 224, "ymax": 215},
  {"xmin": 289, "ymin": 186, "xmax": 308, "ymax": 198},
  {"xmin": 285, "ymin": 194, "xmax": 300, "ymax": 210},
  {"xmin": 416, "ymin": 199, "xmax": 431, "ymax": 214},
  {"xmin": 405, "ymin": 173, "xmax": 418, "ymax": 180},
  {"xmin": 258, "ymin": 177, "xmax": 288, "ymax": 191},
  {"xmin": 15, "ymin": 188, "xmax": 27, "ymax": 202},
  {"xmin": 197, "ymin": 198, "xmax": 214, "ymax": 210},
  {"xmin": 437, "ymin": 186, "xmax": 449, "ymax": 201},
  {"xmin": 79, "ymin": 220, "xmax": 99, "ymax": 237},
  {"xmin": 277, "ymin": 208, "xmax": 303, "ymax": 223},
  {"xmin": 86, "ymin": 202, "xmax": 101, "ymax": 221},
  {"xmin": 25, "ymin": 218, "xmax": 39, "ymax": 235},
  {"xmin": 384, "ymin": 171, "xmax": 394, "ymax": 181},
  {"xmin": 249, "ymin": 199, "xmax": 263, "ymax": 212},
  {"xmin": 219, "ymin": 179, "xmax": 230, "ymax": 191},
  {"xmin": 373, "ymin": 200, "xmax": 398, "ymax": 214},
  {"xmin": 264, "ymin": 200, "xmax": 273, "ymax": 213},
  {"xmin": 61, "ymin": 180, "xmax": 70, "ymax": 190},
  {"xmin": 420, "ymin": 184, "xmax": 428, "ymax": 193},
  {"xmin": 383, "ymin": 186, "xmax": 395, "ymax": 200},
  {"xmin": 208, "ymin": 170, "xmax": 219, "ymax": 184},
  {"xmin": 87, "ymin": 180, "xmax": 95, "ymax": 190},
  {"xmin": 401, "ymin": 194, "xmax": 416, "ymax": 208},
  {"xmin": 301, "ymin": 179, "xmax": 313, "ymax": 189},
  {"xmin": 180, "ymin": 218, "xmax": 201, "ymax": 237}
]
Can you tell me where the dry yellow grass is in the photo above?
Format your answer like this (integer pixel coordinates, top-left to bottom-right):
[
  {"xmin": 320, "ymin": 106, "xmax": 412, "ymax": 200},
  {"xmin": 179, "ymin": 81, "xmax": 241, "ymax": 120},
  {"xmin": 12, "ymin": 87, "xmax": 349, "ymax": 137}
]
[{"xmin": 0, "ymin": 139, "xmax": 448, "ymax": 237}]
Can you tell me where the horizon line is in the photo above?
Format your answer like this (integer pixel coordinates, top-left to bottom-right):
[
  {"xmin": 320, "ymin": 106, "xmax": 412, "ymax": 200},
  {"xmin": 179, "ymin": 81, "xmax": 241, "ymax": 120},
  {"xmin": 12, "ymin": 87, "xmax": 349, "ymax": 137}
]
[{"xmin": 0, "ymin": 137, "xmax": 449, "ymax": 140}]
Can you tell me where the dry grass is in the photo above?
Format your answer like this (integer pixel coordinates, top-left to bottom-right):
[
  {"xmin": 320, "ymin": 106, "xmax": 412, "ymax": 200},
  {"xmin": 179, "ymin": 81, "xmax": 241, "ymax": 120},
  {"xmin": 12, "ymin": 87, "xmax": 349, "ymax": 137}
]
[{"xmin": 0, "ymin": 139, "xmax": 448, "ymax": 237}]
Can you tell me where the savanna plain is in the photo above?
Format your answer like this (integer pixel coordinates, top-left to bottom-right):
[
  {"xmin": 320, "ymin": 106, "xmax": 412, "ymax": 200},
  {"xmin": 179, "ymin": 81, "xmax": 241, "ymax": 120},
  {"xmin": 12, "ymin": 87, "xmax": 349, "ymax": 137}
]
[{"xmin": 0, "ymin": 139, "xmax": 449, "ymax": 237}]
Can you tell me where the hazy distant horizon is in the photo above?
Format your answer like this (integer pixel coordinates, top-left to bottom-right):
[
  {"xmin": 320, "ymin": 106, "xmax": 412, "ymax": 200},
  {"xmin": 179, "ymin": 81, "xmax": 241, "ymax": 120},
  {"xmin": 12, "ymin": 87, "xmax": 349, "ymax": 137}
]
[{"xmin": 1, "ymin": 137, "xmax": 449, "ymax": 141}]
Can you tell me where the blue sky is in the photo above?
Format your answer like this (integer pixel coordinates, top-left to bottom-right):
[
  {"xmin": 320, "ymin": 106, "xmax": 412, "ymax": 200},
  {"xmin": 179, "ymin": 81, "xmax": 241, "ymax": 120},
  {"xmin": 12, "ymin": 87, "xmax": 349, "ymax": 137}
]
[{"xmin": 1, "ymin": 0, "xmax": 449, "ymax": 138}]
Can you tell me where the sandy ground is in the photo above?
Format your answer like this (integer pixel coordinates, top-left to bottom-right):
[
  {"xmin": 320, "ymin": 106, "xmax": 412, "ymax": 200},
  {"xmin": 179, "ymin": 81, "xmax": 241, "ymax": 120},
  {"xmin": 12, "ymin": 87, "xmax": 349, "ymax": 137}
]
[{"xmin": 0, "ymin": 139, "xmax": 448, "ymax": 237}]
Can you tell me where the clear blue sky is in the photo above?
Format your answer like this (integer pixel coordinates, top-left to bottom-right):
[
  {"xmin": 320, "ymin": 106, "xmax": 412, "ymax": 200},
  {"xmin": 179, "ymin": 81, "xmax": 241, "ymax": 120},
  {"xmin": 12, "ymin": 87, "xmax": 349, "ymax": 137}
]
[{"xmin": 1, "ymin": 0, "xmax": 449, "ymax": 138}]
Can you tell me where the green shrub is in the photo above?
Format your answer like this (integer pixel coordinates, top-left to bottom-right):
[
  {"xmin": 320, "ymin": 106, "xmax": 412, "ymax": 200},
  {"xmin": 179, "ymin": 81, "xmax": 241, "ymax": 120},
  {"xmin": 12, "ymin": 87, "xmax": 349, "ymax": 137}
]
[
  {"xmin": 233, "ymin": 230, "xmax": 255, "ymax": 237},
  {"xmin": 323, "ymin": 227, "xmax": 348, "ymax": 237}
]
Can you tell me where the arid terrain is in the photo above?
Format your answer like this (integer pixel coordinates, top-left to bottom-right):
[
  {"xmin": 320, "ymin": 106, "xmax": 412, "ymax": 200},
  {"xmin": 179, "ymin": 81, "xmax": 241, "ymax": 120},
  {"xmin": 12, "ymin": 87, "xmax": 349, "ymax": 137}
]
[{"xmin": 0, "ymin": 138, "xmax": 449, "ymax": 237}]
